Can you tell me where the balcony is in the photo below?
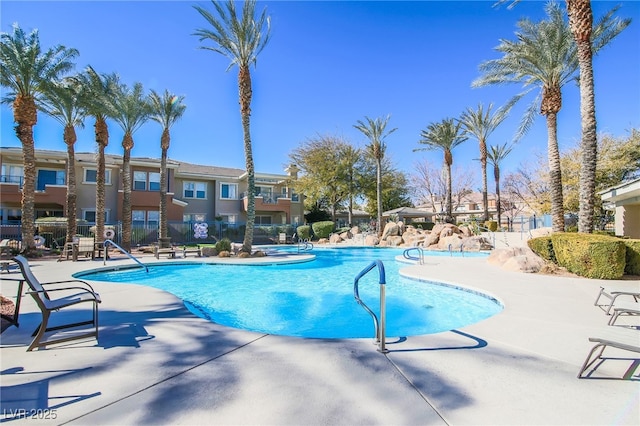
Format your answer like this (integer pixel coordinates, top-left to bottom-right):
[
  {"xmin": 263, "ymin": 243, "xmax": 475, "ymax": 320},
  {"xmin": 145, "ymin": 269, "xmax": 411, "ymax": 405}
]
[{"xmin": 241, "ymin": 192, "xmax": 294, "ymax": 212}]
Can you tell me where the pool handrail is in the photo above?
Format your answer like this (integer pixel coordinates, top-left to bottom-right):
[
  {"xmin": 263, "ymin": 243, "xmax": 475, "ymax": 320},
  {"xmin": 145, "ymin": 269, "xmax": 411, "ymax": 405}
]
[
  {"xmin": 353, "ymin": 260, "xmax": 388, "ymax": 353},
  {"xmin": 103, "ymin": 239, "xmax": 149, "ymax": 272},
  {"xmin": 403, "ymin": 246, "xmax": 425, "ymax": 265},
  {"xmin": 297, "ymin": 239, "xmax": 313, "ymax": 253}
]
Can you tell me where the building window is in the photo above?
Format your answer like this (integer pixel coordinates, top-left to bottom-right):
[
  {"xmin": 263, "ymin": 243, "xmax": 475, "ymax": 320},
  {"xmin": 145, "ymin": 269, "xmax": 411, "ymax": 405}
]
[
  {"xmin": 220, "ymin": 183, "xmax": 237, "ymax": 200},
  {"xmin": 1, "ymin": 164, "xmax": 24, "ymax": 186},
  {"xmin": 218, "ymin": 214, "xmax": 237, "ymax": 224},
  {"xmin": 82, "ymin": 209, "xmax": 109, "ymax": 223},
  {"xmin": 36, "ymin": 169, "xmax": 65, "ymax": 191},
  {"xmin": 149, "ymin": 172, "xmax": 161, "ymax": 191},
  {"xmin": 183, "ymin": 213, "xmax": 206, "ymax": 222},
  {"xmin": 255, "ymin": 216, "xmax": 272, "ymax": 225},
  {"xmin": 83, "ymin": 168, "xmax": 112, "ymax": 185},
  {"xmin": 147, "ymin": 211, "xmax": 159, "ymax": 226},
  {"xmin": 0, "ymin": 208, "xmax": 22, "ymax": 223},
  {"xmin": 184, "ymin": 181, "xmax": 206, "ymax": 199},
  {"xmin": 133, "ymin": 171, "xmax": 147, "ymax": 190}
]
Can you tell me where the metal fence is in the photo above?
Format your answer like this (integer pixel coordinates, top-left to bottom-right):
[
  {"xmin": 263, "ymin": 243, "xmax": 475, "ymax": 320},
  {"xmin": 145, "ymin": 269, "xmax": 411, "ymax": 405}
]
[{"xmin": 0, "ymin": 221, "xmax": 300, "ymax": 249}]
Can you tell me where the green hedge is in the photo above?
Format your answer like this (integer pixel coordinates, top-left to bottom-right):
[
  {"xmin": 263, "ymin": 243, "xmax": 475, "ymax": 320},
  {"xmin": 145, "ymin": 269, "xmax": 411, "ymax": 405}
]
[
  {"xmin": 623, "ymin": 239, "xmax": 640, "ymax": 276},
  {"xmin": 484, "ymin": 221, "xmax": 498, "ymax": 232},
  {"xmin": 409, "ymin": 221, "xmax": 435, "ymax": 230},
  {"xmin": 527, "ymin": 236, "xmax": 556, "ymax": 262},
  {"xmin": 215, "ymin": 238, "xmax": 232, "ymax": 252},
  {"xmin": 551, "ymin": 233, "xmax": 626, "ymax": 279},
  {"xmin": 296, "ymin": 225, "xmax": 311, "ymax": 240},
  {"xmin": 311, "ymin": 221, "xmax": 335, "ymax": 239}
]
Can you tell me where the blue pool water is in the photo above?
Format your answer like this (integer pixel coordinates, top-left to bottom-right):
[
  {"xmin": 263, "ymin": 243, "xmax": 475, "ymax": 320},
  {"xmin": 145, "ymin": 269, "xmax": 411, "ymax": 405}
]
[{"xmin": 77, "ymin": 247, "xmax": 502, "ymax": 339}]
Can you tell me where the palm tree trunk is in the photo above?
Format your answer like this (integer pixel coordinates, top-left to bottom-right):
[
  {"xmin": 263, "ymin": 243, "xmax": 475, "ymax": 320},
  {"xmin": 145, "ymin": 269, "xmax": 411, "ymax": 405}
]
[
  {"xmin": 480, "ymin": 139, "xmax": 489, "ymax": 222},
  {"xmin": 95, "ymin": 117, "xmax": 109, "ymax": 246},
  {"xmin": 494, "ymin": 165, "xmax": 501, "ymax": 229},
  {"xmin": 239, "ymin": 64, "xmax": 255, "ymax": 253},
  {"xmin": 64, "ymin": 125, "xmax": 77, "ymax": 243},
  {"xmin": 568, "ymin": 0, "xmax": 597, "ymax": 233},
  {"xmin": 122, "ymin": 136, "xmax": 133, "ymax": 252},
  {"xmin": 376, "ymin": 158, "xmax": 383, "ymax": 236},
  {"xmin": 445, "ymin": 163, "xmax": 453, "ymax": 223},
  {"xmin": 545, "ymin": 112, "xmax": 565, "ymax": 232},
  {"xmin": 14, "ymin": 95, "xmax": 37, "ymax": 255},
  {"xmin": 159, "ymin": 129, "xmax": 169, "ymax": 240}
]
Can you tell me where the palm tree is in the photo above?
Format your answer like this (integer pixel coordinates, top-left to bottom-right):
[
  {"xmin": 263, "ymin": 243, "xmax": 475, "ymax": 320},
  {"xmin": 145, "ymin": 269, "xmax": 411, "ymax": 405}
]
[
  {"xmin": 194, "ymin": 0, "xmax": 271, "ymax": 254},
  {"xmin": 148, "ymin": 89, "xmax": 187, "ymax": 245},
  {"xmin": 487, "ymin": 142, "xmax": 514, "ymax": 229},
  {"xmin": 354, "ymin": 115, "xmax": 397, "ymax": 237},
  {"xmin": 74, "ymin": 66, "xmax": 118, "ymax": 247},
  {"xmin": 473, "ymin": 2, "xmax": 627, "ymax": 232},
  {"xmin": 499, "ymin": 0, "xmax": 629, "ymax": 234},
  {"xmin": 38, "ymin": 79, "xmax": 87, "ymax": 243},
  {"xmin": 110, "ymin": 81, "xmax": 150, "ymax": 252},
  {"xmin": 567, "ymin": 2, "xmax": 630, "ymax": 233},
  {"xmin": 415, "ymin": 118, "xmax": 468, "ymax": 223},
  {"xmin": 0, "ymin": 24, "xmax": 78, "ymax": 255},
  {"xmin": 459, "ymin": 102, "xmax": 512, "ymax": 222}
]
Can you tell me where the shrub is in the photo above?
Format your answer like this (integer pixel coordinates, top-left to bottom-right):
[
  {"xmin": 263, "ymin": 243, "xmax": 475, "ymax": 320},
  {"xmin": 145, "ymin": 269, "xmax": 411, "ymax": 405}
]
[
  {"xmin": 296, "ymin": 225, "xmax": 311, "ymax": 240},
  {"xmin": 484, "ymin": 221, "xmax": 498, "ymax": 232},
  {"xmin": 335, "ymin": 227, "xmax": 351, "ymax": 234},
  {"xmin": 623, "ymin": 239, "xmax": 640, "ymax": 276},
  {"xmin": 551, "ymin": 232, "xmax": 626, "ymax": 279},
  {"xmin": 215, "ymin": 238, "xmax": 232, "ymax": 253},
  {"xmin": 527, "ymin": 236, "xmax": 555, "ymax": 262},
  {"xmin": 312, "ymin": 221, "xmax": 334, "ymax": 239}
]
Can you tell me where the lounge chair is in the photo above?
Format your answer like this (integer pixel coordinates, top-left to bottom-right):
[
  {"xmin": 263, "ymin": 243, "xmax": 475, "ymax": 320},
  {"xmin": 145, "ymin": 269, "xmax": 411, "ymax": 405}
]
[
  {"xmin": 578, "ymin": 326, "xmax": 640, "ymax": 379},
  {"xmin": 608, "ymin": 300, "xmax": 640, "ymax": 326},
  {"xmin": 12, "ymin": 255, "xmax": 101, "ymax": 351},
  {"xmin": 594, "ymin": 284, "xmax": 640, "ymax": 314}
]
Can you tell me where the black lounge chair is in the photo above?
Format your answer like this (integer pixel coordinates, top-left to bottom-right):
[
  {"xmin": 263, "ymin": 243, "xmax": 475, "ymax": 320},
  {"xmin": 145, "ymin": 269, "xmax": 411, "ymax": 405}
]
[{"xmin": 12, "ymin": 255, "xmax": 101, "ymax": 351}]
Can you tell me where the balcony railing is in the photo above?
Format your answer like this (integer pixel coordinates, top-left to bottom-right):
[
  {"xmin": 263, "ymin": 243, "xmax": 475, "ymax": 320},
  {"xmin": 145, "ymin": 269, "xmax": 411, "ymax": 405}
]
[
  {"xmin": 240, "ymin": 191, "xmax": 300, "ymax": 203},
  {"xmin": 0, "ymin": 175, "xmax": 23, "ymax": 187}
]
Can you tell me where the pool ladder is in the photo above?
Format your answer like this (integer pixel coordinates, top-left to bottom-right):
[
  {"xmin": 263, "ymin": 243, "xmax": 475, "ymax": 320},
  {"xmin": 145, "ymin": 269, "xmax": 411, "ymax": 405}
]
[
  {"xmin": 403, "ymin": 246, "xmax": 425, "ymax": 264},
  {"xmin": 297, "ymin": 238, "xmax": 314, "ymax": 253},
  {"xmin": 103, "ymin": 239, "xmax": 149, "ymax": 272},
  {"xmin": 353, "ymin": 260, "xmax": 388, "ymax": 353}
]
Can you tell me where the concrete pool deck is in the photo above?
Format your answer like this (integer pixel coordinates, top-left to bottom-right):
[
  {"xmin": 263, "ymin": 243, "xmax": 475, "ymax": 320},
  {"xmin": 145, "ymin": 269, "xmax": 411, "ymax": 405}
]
[{"xmin": 0, "ymin": 240, "xmax": 638, "ymax": 425}]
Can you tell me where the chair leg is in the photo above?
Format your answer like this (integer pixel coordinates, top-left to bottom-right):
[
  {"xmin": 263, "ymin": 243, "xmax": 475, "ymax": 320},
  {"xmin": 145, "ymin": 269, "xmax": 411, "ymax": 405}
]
[
  {"xmin": 28, "ymin": 310, "xmax": 50, "ymax": 352},
  {"xmin": 577, "ymin": 343, "xmax": 606, "ymax": 378}
]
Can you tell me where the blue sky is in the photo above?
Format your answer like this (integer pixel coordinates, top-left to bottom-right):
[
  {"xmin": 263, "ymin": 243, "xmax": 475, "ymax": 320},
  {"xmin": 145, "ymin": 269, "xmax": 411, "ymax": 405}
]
[{"xmin": 1, "ymin": 0, "xmax": 639, "ymax": 190}]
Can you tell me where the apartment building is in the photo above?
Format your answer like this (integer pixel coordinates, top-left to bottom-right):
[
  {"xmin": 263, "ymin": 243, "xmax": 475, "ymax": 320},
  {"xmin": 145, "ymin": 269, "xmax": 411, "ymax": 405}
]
[{"xmin": 0, "ymin": 147, "xmax": 304, "ymax": 229}]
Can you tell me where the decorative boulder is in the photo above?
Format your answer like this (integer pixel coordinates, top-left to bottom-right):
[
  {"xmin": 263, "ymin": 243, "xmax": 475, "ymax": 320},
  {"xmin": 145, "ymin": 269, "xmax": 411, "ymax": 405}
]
[
  {"xmin": 488, "ymin": 247, "xmax": 546, "ymax": 273},
  {"xmin": 438, "ymin": 234, "xmax": 464, "ymax": 250},
  {"xmin": 201, "ymin": 247, "xmax": 216, "ymax": 257},
  {"xmin": 218, "ymin": 250, "xmax": 230, "ymax": 258},
  {"xmin": 237, "ymin": 251, "xmax": 251, "ymax": 258},
  {"xmin": 329, "ymin": 234, "xmax": 343, "ymax": 244},
  {"xmin": 252, "ymin": 250, "xmax": 266, "ymax": 257},
  {"xmin": 462, "ymin": 236, "xmax": 493, "ymax": 251},
  {"xmin": 381, "ymin": 222, "xmax": 400, "ymax": 240},
  {"xmin": 364, "ymin": 235, "xmax": 380, "ymax": 246},
  {"xmin": 384, "ymin": 236, "xmax": 403, "ymax": 247}
]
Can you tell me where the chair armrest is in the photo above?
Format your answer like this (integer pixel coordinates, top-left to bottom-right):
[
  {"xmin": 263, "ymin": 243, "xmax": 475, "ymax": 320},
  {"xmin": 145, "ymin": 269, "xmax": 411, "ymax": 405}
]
[
  {"xmin": 41, "ymin": 279, "xmax": 97, "ymax": 294},
  {"xmin": 27, "ymin": 286, "xmax": 101, "ymax": 302}
]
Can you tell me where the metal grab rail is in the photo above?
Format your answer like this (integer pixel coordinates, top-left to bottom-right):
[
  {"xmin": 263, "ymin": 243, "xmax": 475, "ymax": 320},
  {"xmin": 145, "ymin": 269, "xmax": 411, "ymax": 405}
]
[
  {"xmin": 353, "ymin": 260, "xmax": 388, "ymax": 353},
  {"xmin": 103, "ymin": 239, "xmax": 148, "ymax": 272},
  {"xmin": 297, "ymin": 239, "xmax": 314, "ymax": 253},
  {"xmin": 403, "ymin": 247, "xmax": 425, "ymax": 265}
]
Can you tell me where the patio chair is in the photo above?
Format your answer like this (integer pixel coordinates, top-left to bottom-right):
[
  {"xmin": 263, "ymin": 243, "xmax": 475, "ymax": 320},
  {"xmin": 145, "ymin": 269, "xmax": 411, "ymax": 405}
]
[
  {"xmin": 608, "ymin": 300, "xmax": 640, "ymax": 326},
  {"xmin": 577, "ymin": 326, "xmax": 640, "ymax": 379},
  {"xmin": 594, "ymin": 284, "xmax": 640, "ymax": 314},
  {"xmin": 12, "ymin": 255, "xmax": 101, "ymax": 351}
]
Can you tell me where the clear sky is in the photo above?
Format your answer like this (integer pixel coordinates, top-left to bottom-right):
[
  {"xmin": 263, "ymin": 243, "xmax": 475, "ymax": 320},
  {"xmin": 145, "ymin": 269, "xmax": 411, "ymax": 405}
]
[{"xmin": 1, "ymin": 0, "xmax": 639, "ymax": 191}]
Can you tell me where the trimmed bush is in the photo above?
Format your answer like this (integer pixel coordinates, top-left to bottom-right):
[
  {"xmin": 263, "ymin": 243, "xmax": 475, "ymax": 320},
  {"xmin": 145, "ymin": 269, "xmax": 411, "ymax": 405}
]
[
  {"xmin": 296, "ymin": 225, "xmax": 311, "ymax": 240},
  {"xmin": 409, "ymin": 221, "xmax": 435, "ymax": 231},
  {"xmin": 623, "ymin": 239, "xmax": 640, "ymax": 276},
  {"xmin": 484, "ymin": 221, "xmax": 498, "ymax": 232},
  {"xmin": 312, "ymin": 221, "xmax": 334, "ymax": 239},
  {"xmin": 551, "ymin": 232, "xmax": 626, "ymax": 279},
  {"xmin": 527, "ymin": 236, "xmax": 556, "ymax": 262},
  {"xmin": 215, "ymin": 238, "xmax": 232, "ymax": 253}
]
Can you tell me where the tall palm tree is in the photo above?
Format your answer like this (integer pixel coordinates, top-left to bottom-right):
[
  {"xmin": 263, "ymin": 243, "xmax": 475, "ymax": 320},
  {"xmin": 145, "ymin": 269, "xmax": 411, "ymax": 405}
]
[
  {"xmin": 38, "ymin": 79, "xmax": 87, "ymax": 243},
  {"xmin": 487, "ymin": 142, "xmax": 514, "ymax": 229},
  {"xmin": 459, "ymin": 102, "xmax": 512, "ymax": 222},
  {"xmin": 74, "ymin": 66, "xmax": 118, "ymax": 247},
  {"xmin": 354, "ymin": 115, "xmax": 397, "ymax": 237},
  {"xmin": 473, "ymin": 2, "xmax": 627, "ymax": 232},
  {"xmin": 0, "ymin": 24, "xmax": 78, "ymax": 255},
  {"xmin": 194, "ymin": 0, "xmax": 271, "ymax": 254},
  {"xmin": 110, "ymin": 81, "xmax": 150, "ymax": 252},
  {"xmin": 415, "ymin": 118, "xmax": 468, "ymax": 223},
  {"xmin": 148, "ymin": 89, "xmax": 187, "ymax": 245},
  {"xmin": 567, "ymin": 1, "xmax": 629, "ymax": 233}
]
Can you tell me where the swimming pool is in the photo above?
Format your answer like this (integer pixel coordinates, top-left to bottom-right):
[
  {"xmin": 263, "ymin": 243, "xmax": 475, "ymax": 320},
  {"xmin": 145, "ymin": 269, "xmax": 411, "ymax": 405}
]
[{"xmin": 77, "ymin": 247, "xmax": 502, "ymax": 339}]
